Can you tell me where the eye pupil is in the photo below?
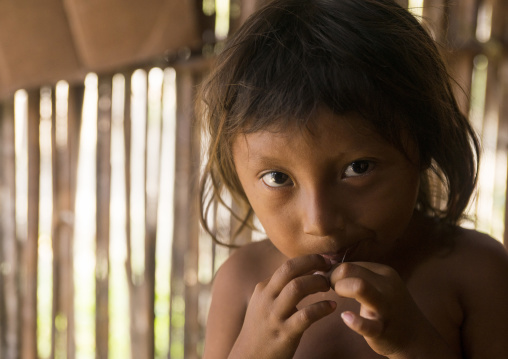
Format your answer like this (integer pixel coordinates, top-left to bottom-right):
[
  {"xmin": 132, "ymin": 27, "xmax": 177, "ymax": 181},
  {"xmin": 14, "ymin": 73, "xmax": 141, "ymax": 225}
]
[
  {"xmin": 351, "ymin": 161, "xmax": 369, "ymax": 173},
  {"xmin": 270, "ymin": 172, "xmax": 289, "ymax": 184},
  {"xmin": 262, "ymin": 171, "xmax": 291, "ymax": 188}
]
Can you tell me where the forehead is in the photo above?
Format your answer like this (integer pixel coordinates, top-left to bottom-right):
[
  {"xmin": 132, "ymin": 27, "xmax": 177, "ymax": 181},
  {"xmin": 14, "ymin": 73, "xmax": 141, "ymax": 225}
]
[{"xmin": 233, "ymin": 111, "xmax": 391, "ymax": 158}]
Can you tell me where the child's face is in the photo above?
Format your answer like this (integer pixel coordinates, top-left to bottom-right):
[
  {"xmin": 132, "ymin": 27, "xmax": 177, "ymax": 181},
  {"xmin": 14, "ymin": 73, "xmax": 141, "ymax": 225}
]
[{"xmin": 232, "ymin": 110, "xmax": 421, "ymax": 263}]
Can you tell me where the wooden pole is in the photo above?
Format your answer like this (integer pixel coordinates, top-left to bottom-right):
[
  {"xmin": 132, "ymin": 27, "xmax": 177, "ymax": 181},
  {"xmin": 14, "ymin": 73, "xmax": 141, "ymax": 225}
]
[
  {"xmin": 490, "ymin": 0, "xmax": 508, "ymax": 245},
  {"xmin": 96, "ymin": 76, "xmax": 112, "ymax": 359},
  {"xmin": 66, "ymin": 84, "xmax": 84, "ymax": 359},
  {"xmin": 502, "ymin": 57, "xmax": 508, "ymax": 246},
  {"xmin": 21, "ymin": 88, "xmax": 40, "ymax": 359},
  {"xmin": 123, "ymin": 72, "xmax": 138, "ymax": 359},
  {"xmin": 144, "ymin": 68, "xmax": 163, "ymax": 359},
  {"xmin": 422, "ymin": 0, "xmax": 448, "ymax": 43},
  {"xmin": 445, "ymin": 0, "xmax": 479, "ymax": 116},
  {"xmin": 446, "ymin": 0, "xmax": 478, "ymax": 45},
  {"xmin": 50, "ymin": 83, "xmax": 82, "ymax": 359},
  {"xmin": 170, "ymin": 68, "xmax": 201, "ymax": 359},
  {"xmin": 125, "ymin": 70, "xmax": 154, "ymax": 359},
  {"xmin": 123, "ymin": 72, "xmax": 147, "ymax": 359},
  {"xmin": 0, "ymin": 98, "xmax": 19, "ymax": 359}
]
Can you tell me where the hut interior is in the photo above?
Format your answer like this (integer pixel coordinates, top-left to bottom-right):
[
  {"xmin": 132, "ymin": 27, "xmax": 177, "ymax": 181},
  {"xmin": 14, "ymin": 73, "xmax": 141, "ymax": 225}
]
[{"xmin": 0, "ymin": 1, "xmax": 507, "ymax": 359}]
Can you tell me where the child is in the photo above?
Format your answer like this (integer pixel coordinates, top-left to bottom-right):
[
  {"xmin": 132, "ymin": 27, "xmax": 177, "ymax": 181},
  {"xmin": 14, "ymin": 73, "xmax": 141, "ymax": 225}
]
[{"xmin": 197, "ymin": 0, "xmax": 508, "ymax": 357}]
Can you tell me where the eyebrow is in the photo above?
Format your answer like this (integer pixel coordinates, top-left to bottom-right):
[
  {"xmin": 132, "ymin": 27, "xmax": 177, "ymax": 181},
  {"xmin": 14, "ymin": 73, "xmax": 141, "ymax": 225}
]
[{"xmin": 245, "ymin": 154, "xmax": 284, "ymax": 167}]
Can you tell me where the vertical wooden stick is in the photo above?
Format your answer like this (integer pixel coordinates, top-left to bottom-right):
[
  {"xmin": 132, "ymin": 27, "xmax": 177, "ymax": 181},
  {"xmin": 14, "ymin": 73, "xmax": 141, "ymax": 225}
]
[
  {"xmin": 65, "ymin": 84, "xmax": 84, "ymax": 359},
  {"xmin": 0, "ymin": 98, "xmax": 19, "ymax": 359},
  {"xmin": 96, "ymin": 76, "xmax": 112, "ymax": 359},
  {"xmin": 122, "ymin": 72, "xmax": 138, "ymax": 359},
  {"xmin": 144, "ymin": 68, "xmax": 162, "ymax": 359},
  {"xmin": 50, "ymin": 84, "xmax": 83, "ymax": 359},
  {"xmin": 21, "ymin": 88, "xmax": 40, "ymax": 359},
  {"xmin": 490, "ymin": 0, "xmax": 508, "ymax": 245},
  {"xmin": 171, "ymin": 68, "xmax": 201, "ymax": 359}
]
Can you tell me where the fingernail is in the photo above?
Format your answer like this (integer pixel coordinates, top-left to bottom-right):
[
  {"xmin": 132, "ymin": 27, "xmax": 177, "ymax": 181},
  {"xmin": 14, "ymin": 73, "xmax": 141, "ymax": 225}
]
[{"xmin": 341, "ymin": 312, "xmax": 354, "ymax": 325}]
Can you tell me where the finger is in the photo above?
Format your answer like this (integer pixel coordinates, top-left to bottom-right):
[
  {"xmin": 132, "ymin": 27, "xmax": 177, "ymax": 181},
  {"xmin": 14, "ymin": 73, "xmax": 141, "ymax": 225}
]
[
  {"xmin": 286, "ymin": 300, "xmax": 337, "ymax": 333},
  {"xmin": 333, "ymin": 276, "xmax": 384, "ymax": 314},
  {"xmin": 330, "ymin": 262, "xmax": 382, "ymax": 297},
  {"xmin": 346, "ymin": 262, "xmax": 399, "ymax": 278},
  {"xmin": 275, "ymin": 274, "xmax": 331, "ymax": 317},
  {"xmin": 268, "ymin": 254, "xmax": 332, "ymax": 294},
  {"xmin": 331, "ymin": 263, "xmax": 391, "ymax": 315},
  {"xmin": 329, "ymin": 262, "xmax": 392, "ymax": 287},
  {"xmin": 341, "ymin": 311, "xmax": 383, "ymax": 338}
]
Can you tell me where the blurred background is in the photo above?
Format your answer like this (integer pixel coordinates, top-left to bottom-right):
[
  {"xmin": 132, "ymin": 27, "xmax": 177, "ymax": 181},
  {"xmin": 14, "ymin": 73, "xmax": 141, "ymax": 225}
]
[{"xmin": 0, "ymin": 0, "xmax": 506, "ymax": 358}]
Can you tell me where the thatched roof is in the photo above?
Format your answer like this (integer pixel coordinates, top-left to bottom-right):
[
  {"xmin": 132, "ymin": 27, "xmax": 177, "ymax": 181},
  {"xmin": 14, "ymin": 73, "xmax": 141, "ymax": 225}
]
[{"xmin": 0, "ymin": 0, "xmax": 201, "ymax": 99}]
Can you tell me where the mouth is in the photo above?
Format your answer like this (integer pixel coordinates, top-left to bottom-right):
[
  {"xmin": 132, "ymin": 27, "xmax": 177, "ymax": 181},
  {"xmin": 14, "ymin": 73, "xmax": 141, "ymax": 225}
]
[{"xmin": 319, "ymin": 241, "xmax": 361, "ymax": 265}]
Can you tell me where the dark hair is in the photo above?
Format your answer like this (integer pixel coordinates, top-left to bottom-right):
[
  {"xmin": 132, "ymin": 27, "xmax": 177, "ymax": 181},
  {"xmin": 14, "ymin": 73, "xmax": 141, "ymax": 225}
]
[{"xmin": 197, "ymin": 0, "xmax": 480, "ymax": 246}]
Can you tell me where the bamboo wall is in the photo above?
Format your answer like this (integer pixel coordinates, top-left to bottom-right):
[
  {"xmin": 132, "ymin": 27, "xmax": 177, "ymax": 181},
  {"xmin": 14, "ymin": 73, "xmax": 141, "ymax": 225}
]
[{"xmin": 0, "ymin": 1, "xmax": 507, "ymax": 359}]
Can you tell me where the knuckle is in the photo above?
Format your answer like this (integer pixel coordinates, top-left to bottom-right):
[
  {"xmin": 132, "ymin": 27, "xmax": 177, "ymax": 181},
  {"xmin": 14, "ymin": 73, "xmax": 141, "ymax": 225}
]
[
  {"xmin": 337, "ymin": 262, "xmax": 355, "ymax": 277},
  {"xmin": 253, "ymin": 281, "xmax": 267, "ymax": 294},
  {"xmin": 267, "ymin": 311, "xmax": 282, "ymax": 325},
  {"xmin": 298, "ymin": 303, "xmax": 329, "ymax": 327},
  {"xmin": 299, "ymin": 309, "xmax": 314, "ymax": 327},
  {"xmin": 352, "ymin": 278, "xmax": 369, "ymax": 296},
  {"xmin": 280, "ymin": 259, "xmax": 297, "ymax": 276},
  {"xmin": 298, "ymin": 308, "xmax": 312, "ymax": 324},
  {"xmin": 287, "ymin": 278, "xmax": 304, "ymax": 295},
  {"xmin": 381, "ymin": 265, "xmax": 398, "ymax": 278}
]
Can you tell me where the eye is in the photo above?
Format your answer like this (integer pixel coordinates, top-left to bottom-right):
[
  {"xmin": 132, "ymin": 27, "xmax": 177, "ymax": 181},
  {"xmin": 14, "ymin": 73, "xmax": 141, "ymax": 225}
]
[
  {"xmin": 261, "ymin": 171, "xmax": 293, "ymax": 188},
  {"xmin": 343, "ymin": 160, "xmax": 374, "ymax": 178}
]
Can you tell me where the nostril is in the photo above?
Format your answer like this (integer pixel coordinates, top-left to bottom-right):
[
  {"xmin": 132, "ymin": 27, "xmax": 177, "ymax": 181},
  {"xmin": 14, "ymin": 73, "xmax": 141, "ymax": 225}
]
[{"xmin": 302, "ymin": 212, "xmax": 346, "ymax": 237}]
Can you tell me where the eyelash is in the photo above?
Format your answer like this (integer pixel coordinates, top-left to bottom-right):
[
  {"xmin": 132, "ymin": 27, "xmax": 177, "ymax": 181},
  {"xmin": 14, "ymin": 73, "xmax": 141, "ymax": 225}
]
[{"xmin": 261, "ymin": 160, "xmax": 374, "ymax": 188}]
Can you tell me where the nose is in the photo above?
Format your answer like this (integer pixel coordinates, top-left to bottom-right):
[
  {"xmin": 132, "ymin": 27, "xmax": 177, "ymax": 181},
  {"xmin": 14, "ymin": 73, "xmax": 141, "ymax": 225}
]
[{"xmin": 301, "ymin": 186, "xmax": 345, "ymax": 237}]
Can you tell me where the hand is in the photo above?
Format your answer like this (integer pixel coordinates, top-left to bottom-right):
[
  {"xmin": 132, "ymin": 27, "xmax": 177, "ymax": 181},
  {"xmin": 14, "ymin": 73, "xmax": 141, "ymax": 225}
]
[
  {"xmin": 330, "ymin": 262, "xmax": 456, "ymax": 358},
  {"xmin": 228, "ymin": 254, "xmax": 336, "ymax": 359}
]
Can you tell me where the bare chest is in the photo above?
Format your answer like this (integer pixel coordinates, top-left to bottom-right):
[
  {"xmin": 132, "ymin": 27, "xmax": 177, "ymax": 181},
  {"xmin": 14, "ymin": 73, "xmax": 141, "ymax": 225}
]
[
  {"xmin": 293, "ymin": 275, "xmax": 462, "ymax": 358},
  {"xmin": 295, "ymin": 294, "xmax": 384, "ymax": 358}
]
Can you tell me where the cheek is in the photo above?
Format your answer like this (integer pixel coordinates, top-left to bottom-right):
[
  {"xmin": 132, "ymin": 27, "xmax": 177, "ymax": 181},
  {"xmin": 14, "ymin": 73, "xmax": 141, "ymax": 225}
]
[
  {"xmin": 356, "ymin": 176, "xmax": 419, "ymax": 240},
  {"xmin": 246, "ymin": 193, "xmax": 303, "ymax": 255},
  {"xmin": 250, "ymin": 196, "xmax": 294, "ymax": 235}
]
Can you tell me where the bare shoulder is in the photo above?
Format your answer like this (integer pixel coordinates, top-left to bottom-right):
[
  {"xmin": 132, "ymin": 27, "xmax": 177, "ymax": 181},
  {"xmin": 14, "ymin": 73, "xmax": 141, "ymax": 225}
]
[
  {"xmin": 447, "ymin": 227, "xmax": 508, "ymax": 357},
  {"xmin": 440, "ymin": 226, "xmax": 508, "ymax": 296},
  {"xmin": 213, "ymin": 239, "xmax": 284, "ymax": 299},
  {"xmin": 454, "ymin": 226, "xmax": 508, "ymax": 256},
  {"xmin": 448, "ymin": 227, "xmax": 508, "ymax": 279}
]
